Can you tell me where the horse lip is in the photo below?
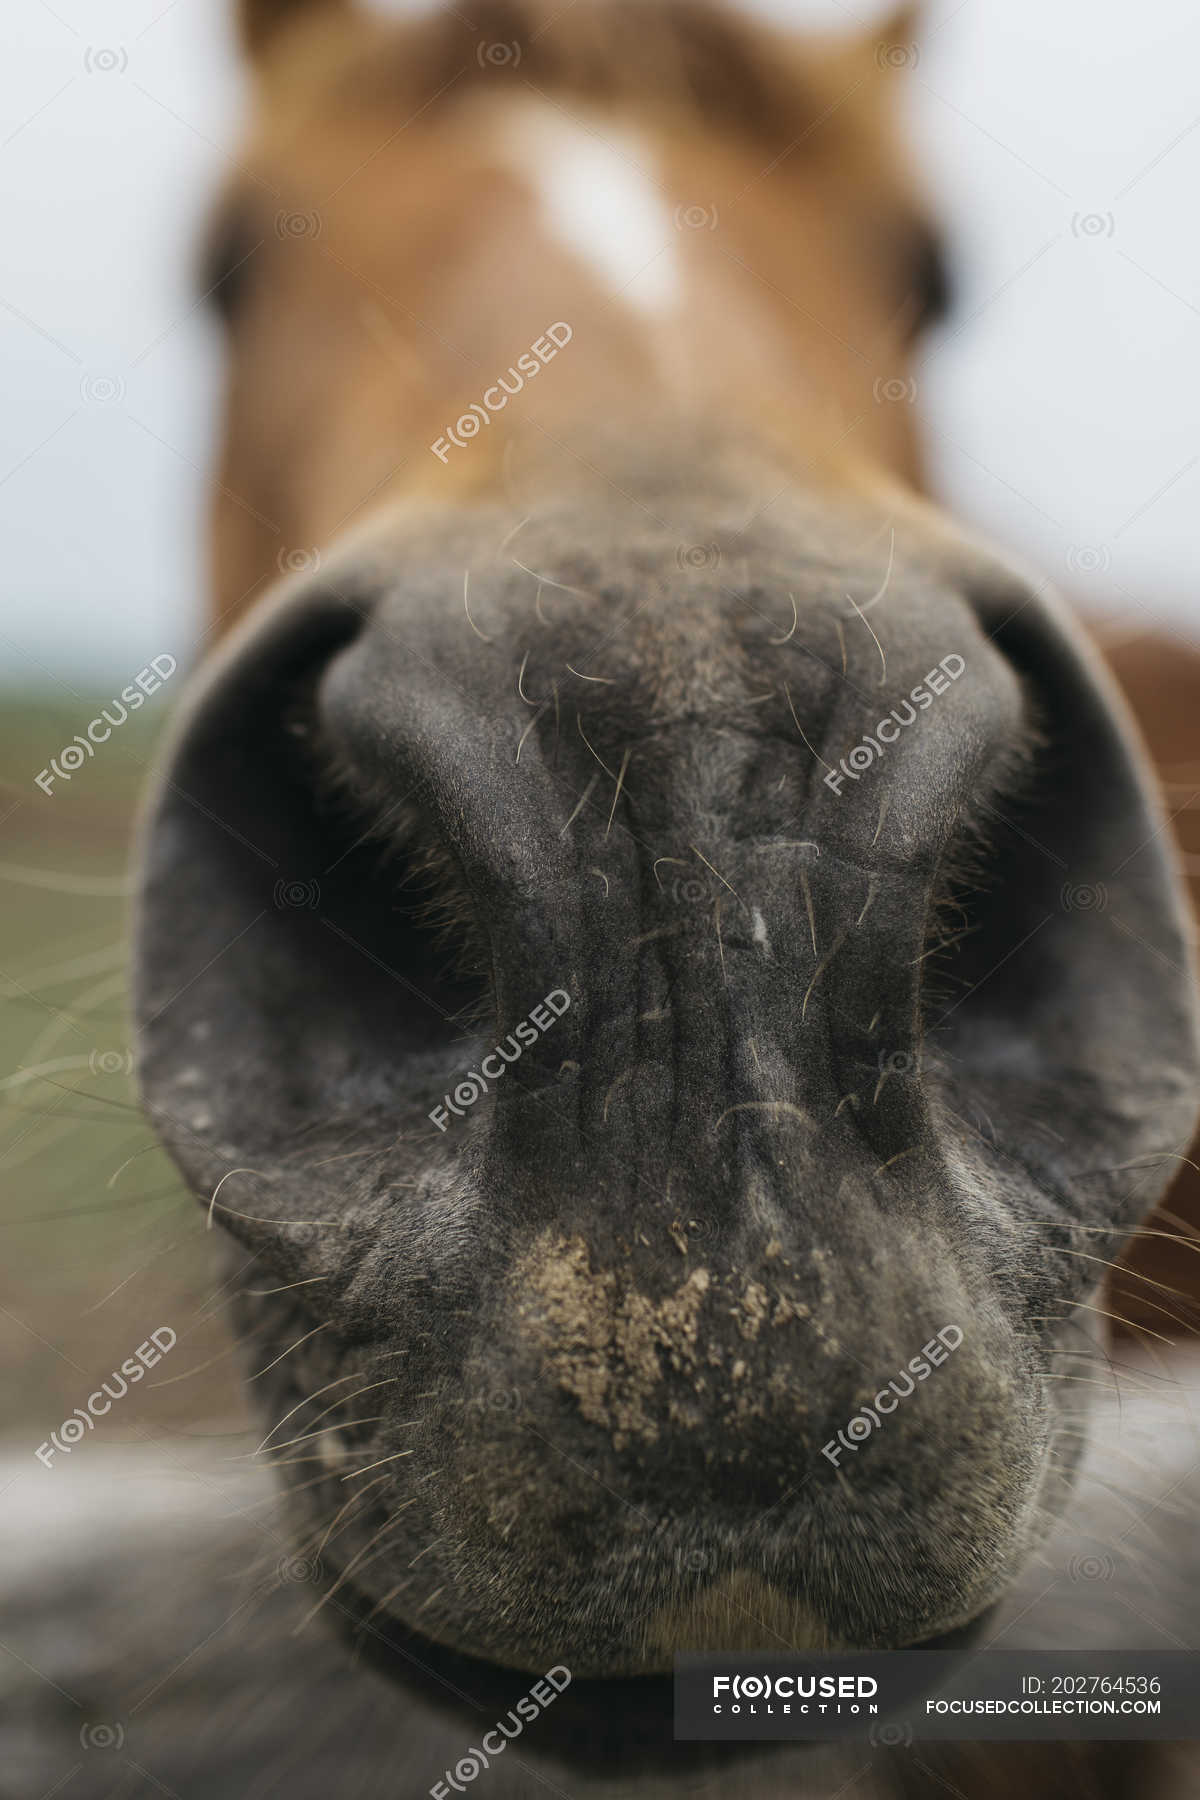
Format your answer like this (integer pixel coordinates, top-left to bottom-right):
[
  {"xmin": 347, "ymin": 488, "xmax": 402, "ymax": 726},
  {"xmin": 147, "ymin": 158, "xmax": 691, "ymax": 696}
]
[
  {"xmin": 910, "ymin": 1599, "xmax": 1003, "ymax": 1651},
  {"xmin": 637, "ymin": 1570, "xmax": 836, "ymax": 1661}
]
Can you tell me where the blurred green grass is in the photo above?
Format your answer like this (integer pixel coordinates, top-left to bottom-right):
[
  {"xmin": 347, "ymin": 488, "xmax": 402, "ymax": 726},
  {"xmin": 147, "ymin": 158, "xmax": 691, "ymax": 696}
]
[{"xmin": 0, "ymin": 691, "xmax": 245, "ymax": 1440}]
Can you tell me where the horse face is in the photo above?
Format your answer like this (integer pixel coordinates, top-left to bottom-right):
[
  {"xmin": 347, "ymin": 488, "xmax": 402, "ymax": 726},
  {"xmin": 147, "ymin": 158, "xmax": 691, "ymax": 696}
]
[
  {"xmin": 134, "ymin": 473, "xmax": 1199, "ymax": 1672},
  {"xmin": 132, "ymin": 0, "xmax": 1200, "ymax": 1681},
  {"xmin": 201, "ymin": 0, "xmax": 945, "ymax": 630}
]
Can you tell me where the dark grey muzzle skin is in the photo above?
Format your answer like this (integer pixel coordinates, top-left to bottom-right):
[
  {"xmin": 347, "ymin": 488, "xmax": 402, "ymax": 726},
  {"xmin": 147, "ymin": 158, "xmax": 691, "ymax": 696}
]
[{"xmin": 133, "ymin": 467, "xmax": 1199, "ymax": 1678}]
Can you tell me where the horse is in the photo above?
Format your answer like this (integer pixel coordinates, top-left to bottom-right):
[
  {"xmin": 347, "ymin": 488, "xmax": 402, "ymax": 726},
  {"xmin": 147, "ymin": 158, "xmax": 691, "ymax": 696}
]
[{"xmin": 24, "ymin": 0, "xmax": 1200, "ymax": 1792}]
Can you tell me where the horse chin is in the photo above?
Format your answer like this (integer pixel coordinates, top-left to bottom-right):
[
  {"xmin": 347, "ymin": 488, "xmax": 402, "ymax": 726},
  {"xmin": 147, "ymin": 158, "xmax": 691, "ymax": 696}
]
[
  {"xmin": 323, "ymin": 1559, "xmax": 1015, "ymax": 1686},
  {"xmin": 298, "ymin": 1352, "xmax": 1086, "ymax": 1682},
  {"xmin": 317, "ymin": 1508, "xmax": 1046, "ymax": 1680}
]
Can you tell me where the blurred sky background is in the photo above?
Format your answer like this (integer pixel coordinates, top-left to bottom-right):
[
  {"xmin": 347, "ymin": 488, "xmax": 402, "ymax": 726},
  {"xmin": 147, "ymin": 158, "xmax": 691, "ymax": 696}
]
[{"xmin": 2, "ymin": 0, "xmax": 1199, "ymax": 682}]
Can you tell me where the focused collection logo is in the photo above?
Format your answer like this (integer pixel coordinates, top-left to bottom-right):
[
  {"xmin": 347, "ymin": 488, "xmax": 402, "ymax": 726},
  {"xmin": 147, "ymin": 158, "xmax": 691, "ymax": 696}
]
[
  {"xmin": 430, "ymin": 324, "xmax": 573, "ymax": 461},
  {"xmin": 430, "ymin": 990, "xmax": 571, "ymax": 1130},
  {"xmin": 822, "ymin": 1325, "xmax": 963, "ymax": 1466},
  {"xmin": 823, "ymin": 655, "xmax": 966, "ymax": 796},
  {"xmin": 35, "ymin": 1327, "xmax": 177, "ymax": 1467},
  {"xmin": 712, "ymin": 1672, "xmax": 879, "ymax": 1714},
  {"xmin": 429, "ymin": 1666, "xmax": 572, "ymax": 1796}
]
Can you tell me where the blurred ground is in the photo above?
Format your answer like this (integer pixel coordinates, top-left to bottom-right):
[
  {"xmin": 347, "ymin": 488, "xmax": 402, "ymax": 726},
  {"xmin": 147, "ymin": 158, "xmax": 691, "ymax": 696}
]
[{"xmin": 0, "ymin": 692, "xmax": 246, "ymax": 1448}]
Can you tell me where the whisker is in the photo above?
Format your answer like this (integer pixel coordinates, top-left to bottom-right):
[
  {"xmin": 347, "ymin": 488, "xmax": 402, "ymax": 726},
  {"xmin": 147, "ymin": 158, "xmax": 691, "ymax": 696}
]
[
  {"xmin": 515, "ymin": 701, "xmax": 549, "ymax": 766},
  {"xmin": 802, "ymin": 928, "xmax": 848, "ymax": 1021},
  {"xmin": 556, "ymin": 773, "xmax": 598, "ymax": 840},
  {"xmin": 713, "ymin": 1100, "xmax": 814, "ymax": 1134},
  {"xmin": 800, "ymin": 868, "xmax": 817, "ymax": 955},
  {"xmin": 784, "ymin": 683, "xmax": 834, "ymax": 773},
  {"xmin": 342, "ymin": 1447, "xmax": 418, "ymax": 1481},
  {"xmin": 313, "ymin": 1473, "xmax": 394, "ymax": 1556},
  {"xmin": 1031, "ymin": 1303, "xmax": 1176, "ymax": 1348},
  {"xmin": 293, "ymin": 1514, "xmax": 406, "ymax": 1632},
  {"xmin": 576, "ymin": 711, "xmax": 616, "ymax": 780},
  {"xmin": 244, "ymin": 1275, "xmax": 332, "ymax": 1298},
  {"xmin": 254, "ymin": 1372, "xmax": 372, "ymax": 1452},
  {"xmin": 462, "ymin": 568, "xmax": 493, "ymax": 643},
  {"xmin": 690, "ymin": 844, "xmax": 741, "ymax": 906},
  {"xmin": 249, "ymin": 1322, "xmax": 333, "ymax": 1381},
  {"xmin": 207, "ymin": 1167, "xmax": 274, "ymax": 1230},
  {"xmin": 856, "ymin": 526, "xmax": 896, "ymax": 615},
  {"xmin": 605, "ymin": 748, "xmax": 631, "ymax": 840},
  {"xmin": 843, "ymin": 587, "xmax": 887, "ymax": 685},
  {"xmin": 769, "ymin": 591, "xmax": 798, "ymax": 646}
]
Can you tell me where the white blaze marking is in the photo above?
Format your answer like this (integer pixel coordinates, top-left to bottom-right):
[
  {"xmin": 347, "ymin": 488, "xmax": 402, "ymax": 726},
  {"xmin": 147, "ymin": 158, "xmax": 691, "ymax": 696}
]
[{"xmin": 502, "ymin": 104, "xmax": 681, "ymax": 315}]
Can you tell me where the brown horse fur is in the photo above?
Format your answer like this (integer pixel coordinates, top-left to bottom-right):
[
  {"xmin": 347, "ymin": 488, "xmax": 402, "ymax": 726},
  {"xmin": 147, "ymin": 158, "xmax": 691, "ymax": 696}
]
[{"xmin": 204, "ymin": 0, "xmax": 938, "ymax": 628}]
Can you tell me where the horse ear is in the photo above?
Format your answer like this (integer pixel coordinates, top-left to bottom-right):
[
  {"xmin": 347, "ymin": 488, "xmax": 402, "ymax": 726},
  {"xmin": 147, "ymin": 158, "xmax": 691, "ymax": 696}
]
[
  {"xmin": 236, "ymin": 0, "xmax": 352, "ymax": 62},
  {"xmin": 869, "ymin": 1, "xmax": 921, "ymax": 71}
]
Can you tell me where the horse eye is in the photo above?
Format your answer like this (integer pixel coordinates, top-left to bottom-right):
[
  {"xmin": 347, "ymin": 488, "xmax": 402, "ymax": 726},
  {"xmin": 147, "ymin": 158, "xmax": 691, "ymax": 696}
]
[
  {"xmin": 907, "ymin": 226, "xmax": 953, "ymax": 336},
  {"xmin": 198, "ymin": 200, "xmax": 261, "ymax": 325}
]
